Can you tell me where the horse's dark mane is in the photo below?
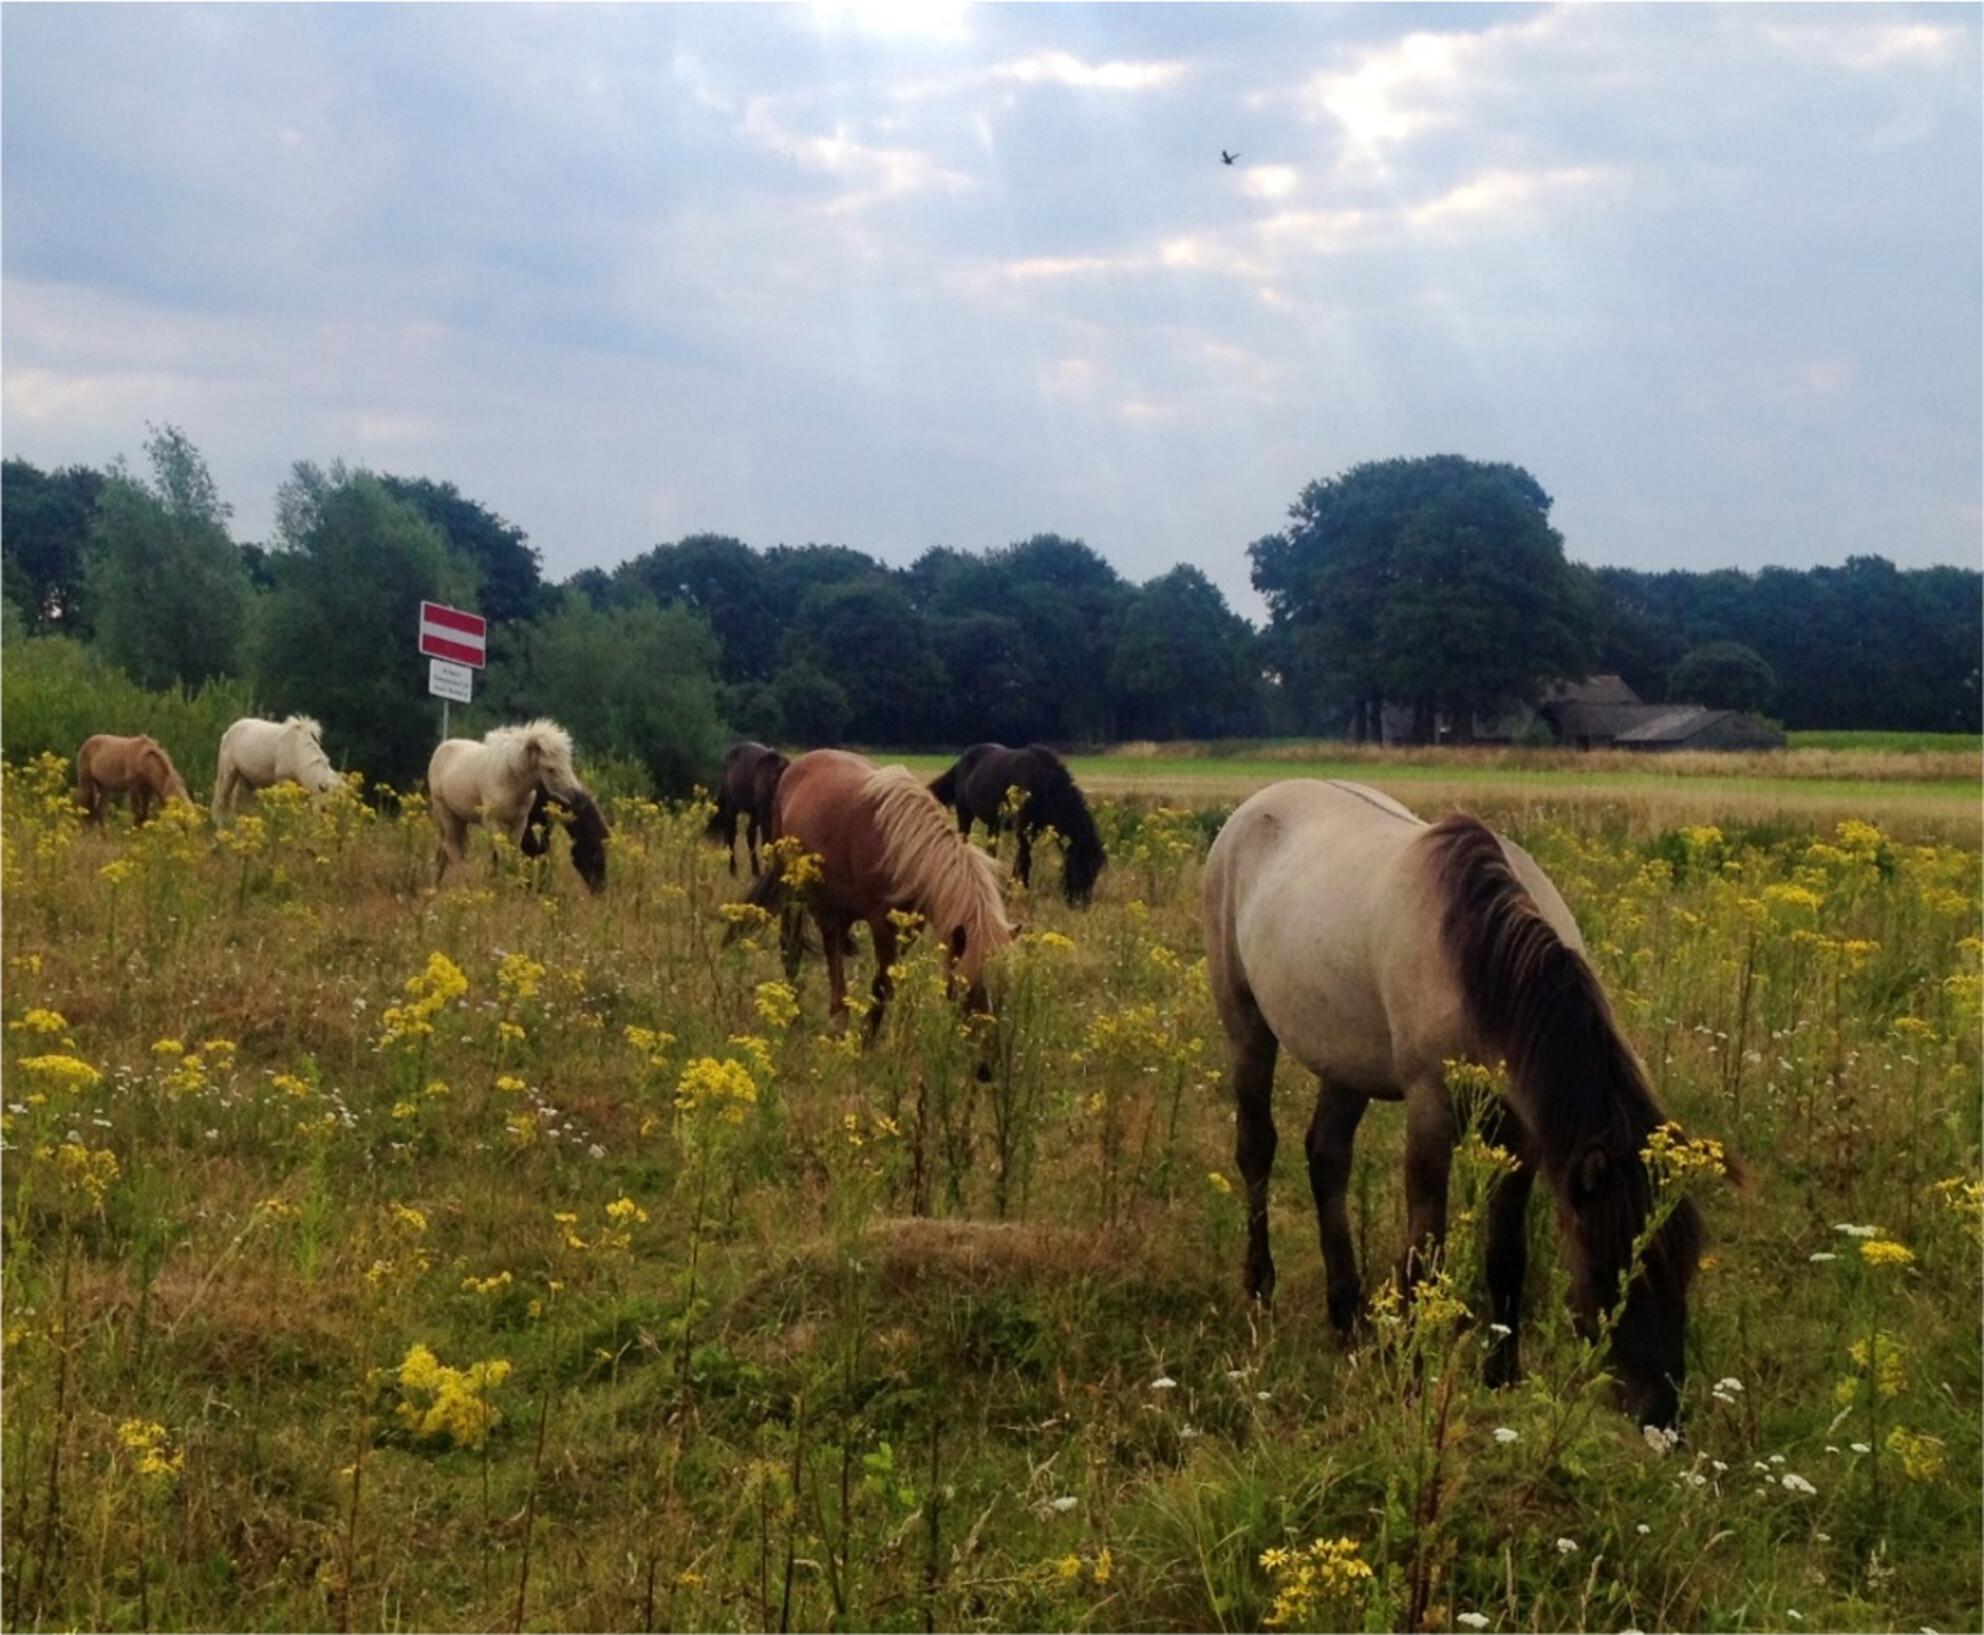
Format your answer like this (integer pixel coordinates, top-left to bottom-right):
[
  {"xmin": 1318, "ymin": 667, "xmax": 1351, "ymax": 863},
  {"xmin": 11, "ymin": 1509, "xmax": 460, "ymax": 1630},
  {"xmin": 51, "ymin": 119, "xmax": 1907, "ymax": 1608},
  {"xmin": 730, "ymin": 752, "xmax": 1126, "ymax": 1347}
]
[
  {"xmin": 1019, "ymin": 745, "xmax": 1105, "ymax": 903},
  {"xmin": 1424, "ymin": 814, "xmax": 1700, "ymax": 1304}
]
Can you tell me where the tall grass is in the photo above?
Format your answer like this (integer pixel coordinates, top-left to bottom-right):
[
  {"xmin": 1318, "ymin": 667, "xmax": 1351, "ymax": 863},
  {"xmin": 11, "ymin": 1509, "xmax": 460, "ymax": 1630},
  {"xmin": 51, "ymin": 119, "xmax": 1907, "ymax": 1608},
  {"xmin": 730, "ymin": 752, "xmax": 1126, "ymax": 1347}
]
[{"xmin": 1, "ymin": 764, "xmax": 1977, "ymax": 1631}]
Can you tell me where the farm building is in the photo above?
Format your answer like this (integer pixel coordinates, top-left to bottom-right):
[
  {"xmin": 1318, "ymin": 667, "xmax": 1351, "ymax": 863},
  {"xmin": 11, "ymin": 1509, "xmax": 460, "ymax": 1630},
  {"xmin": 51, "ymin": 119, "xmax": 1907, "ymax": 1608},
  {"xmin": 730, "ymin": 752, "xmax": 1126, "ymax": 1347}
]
[
  {"xmin": 1392, "ymin": 675, "xmax": 1788, "ymax": 750},
  {"xmin": 1537, "ymin": 677, "xmax": 1787, "ymax": 751}
]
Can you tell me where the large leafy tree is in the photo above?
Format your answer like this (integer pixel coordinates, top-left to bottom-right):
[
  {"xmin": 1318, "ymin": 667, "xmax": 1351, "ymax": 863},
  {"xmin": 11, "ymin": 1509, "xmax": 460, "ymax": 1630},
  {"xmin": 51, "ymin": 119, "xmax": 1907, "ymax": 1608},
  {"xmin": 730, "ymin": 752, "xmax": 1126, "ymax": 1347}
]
[
  {"xmin": 1110, "ymin": 565, "xmax": 1261, "ymax": 739},
  {"xmin": 381, "ymin": 476, "xmax": 545, "ymax": 627},
  {"xmin": 255, "ymin": 464, "xmax": 477, "ymax": 788},
  {"xmin": 616, "ymin": 534, "xmax": 780, "ymax": 683},
  {"xmin": 1668, "ymin": 641, "xmax": 1777, "ymax": 714},
  {"xmin": 789, "ymin": 578, "xmax": 946, "ymax": 746},
  {"xmin": 1253, "ymin": 456, "xmax": 1595, "ymax": 739},
  {"xmin": 84, "ymin": 426, "xmax": 253, "ymax": 689},
  {"xmin": 483, "ymin": 592, "xmax": 726, "ymax": 793},
  {"xmin": 2, "ymin": 457, "xmax": 104, "ymax": 632}
]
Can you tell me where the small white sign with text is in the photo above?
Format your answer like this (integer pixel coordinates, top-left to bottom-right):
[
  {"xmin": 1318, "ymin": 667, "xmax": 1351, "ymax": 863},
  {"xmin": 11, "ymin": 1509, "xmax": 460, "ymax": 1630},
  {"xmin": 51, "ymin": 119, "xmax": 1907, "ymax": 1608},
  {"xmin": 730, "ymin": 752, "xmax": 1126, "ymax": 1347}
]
[{"xmin": 428, "ymin": 657, "xmax": 474, "ymax": 704}]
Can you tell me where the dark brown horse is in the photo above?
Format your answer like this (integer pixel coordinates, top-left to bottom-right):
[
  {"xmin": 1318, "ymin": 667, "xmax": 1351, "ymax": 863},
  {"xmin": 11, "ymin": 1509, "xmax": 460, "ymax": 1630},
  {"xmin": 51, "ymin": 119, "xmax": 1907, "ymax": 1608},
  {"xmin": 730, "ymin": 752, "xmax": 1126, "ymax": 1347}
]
[
  {"xmin": 1205, "ymin": 779, "xmax": 1712, "ymax": 1428},
  {"xmin": 748, "ymin": 749, "xmax": 1011, "ymax": 1037},
  {"xmin": 706, "ymin": 741, "xmax": 789, "ymax": 876},
  {"xmin": 520, "ymin": 786, "xmax": 611, "ymax": 894},
  {"xmin": 928, "ymin": 743, "xmax": 1105, "ymax": 907},
  {"xmin": 75, "ymin": 734, "xmax": 192, "ymax": 826}
]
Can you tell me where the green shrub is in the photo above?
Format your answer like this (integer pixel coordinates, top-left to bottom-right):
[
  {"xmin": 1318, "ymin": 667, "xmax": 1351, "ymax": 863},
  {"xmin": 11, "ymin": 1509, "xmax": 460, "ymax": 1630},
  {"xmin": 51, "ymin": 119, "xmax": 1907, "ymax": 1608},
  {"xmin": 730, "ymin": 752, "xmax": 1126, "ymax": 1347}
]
[{"xmin": 1, "ymin": 632, "xmax": 256, "ymax": 794}]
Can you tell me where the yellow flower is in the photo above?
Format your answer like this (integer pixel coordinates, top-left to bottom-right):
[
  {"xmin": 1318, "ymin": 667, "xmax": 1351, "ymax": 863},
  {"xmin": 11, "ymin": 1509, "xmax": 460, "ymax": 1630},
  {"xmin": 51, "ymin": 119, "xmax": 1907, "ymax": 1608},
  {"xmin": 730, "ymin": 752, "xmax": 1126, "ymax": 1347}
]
[
  {"xmin": 1259, "ymin": 1537, "xmax": 1373, "ymax": 1628},
  {"xmin": 1641, "ymin": 1122, "xmax": 1728, "ymax": 1185},
  {"xmin": 1885, "ymin": 1426, "xmax": 1946, "ymax": 1482},
  {"xmin": 1859, "ymin": 1239, "xmax": 1914, "ymax": 1268},
  {"xmin": 7, "ymin": 1008, "xmax": 68, "ymax": 1036},
  {"xmin": 675, "ymin": 1056, "xmax": 759, "ymax": 1126},
  {"xmin": 393, "ymin": 1343, "xmax": 511, "ymax": 1448},
  {"xmin": 272, "ymin": 1072, "xmax": 313, "ymax": 1099},
  {"xmin": 1206, "ymin": 1171, "xmax": 1233, "ymax": 1196},
  {"xmin": 20, "ymin": 1054, "xmax": 100, "ymax": 1094},
  {"xmin": 754, "ymin": 980, "xmax": 800, "ymax": 1030},
  {"xmin": 117, "ymin": 1419, "xmax": 183, "ymax": 1482},
  {"xmin": 496, "ymin": 951, "xmax": 546, "ymax": 1002}
]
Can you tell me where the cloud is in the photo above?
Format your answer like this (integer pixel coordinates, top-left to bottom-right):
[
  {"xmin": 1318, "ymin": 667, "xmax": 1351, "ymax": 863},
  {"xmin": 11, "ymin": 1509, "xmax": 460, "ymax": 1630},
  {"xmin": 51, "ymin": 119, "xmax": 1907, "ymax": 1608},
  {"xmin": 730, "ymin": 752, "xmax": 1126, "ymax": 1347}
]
[
  {"xmin": 991, "ymin": 50, "xmax": 1185, "ymax": 91},
  {"xmin": 2, "ymin": 2, "xmax": 1977, "ymax": 604}
]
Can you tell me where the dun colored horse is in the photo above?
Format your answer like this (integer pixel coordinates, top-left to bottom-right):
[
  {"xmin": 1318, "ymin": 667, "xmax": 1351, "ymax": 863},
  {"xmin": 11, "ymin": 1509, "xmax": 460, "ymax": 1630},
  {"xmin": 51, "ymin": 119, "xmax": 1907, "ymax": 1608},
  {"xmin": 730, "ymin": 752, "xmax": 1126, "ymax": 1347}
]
[
  {"xmin": 212, "ymin": 715, "xmax": 343, "ymax": 820},
  {"xmin": 429, "ymin": 720, "xmax": 603, "ymax": 888},
  {"xmin": 520, "ymin": 786, "xmax": 612, "ymax": 894},
  {"xmin": 929, "ymin": 743, "xmax": 1106, "ymax": 906},
  {"xmin": 1204, "ymin": 779, "xmax": 1708, "ymax": 1427},
  {"xmin": 74, "ymin": 734, "xmax": 191, "ymax": 826},
  {"xmin": 750, "ymin": 749, "xmax": 1012, "ymax": 1036},
  {"xmin": 705, "ymin": 741, "xmax": 788, "ymax": 876}
]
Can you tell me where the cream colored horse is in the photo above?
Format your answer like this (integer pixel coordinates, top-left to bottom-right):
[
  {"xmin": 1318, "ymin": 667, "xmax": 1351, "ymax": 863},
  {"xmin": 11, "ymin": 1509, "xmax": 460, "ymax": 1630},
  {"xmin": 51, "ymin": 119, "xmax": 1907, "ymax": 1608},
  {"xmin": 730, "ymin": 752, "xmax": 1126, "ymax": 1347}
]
[
  {"xmin": 428, "ymin": 719, "xmax": 590, "ymax": 885},
  {"xmin": 212, "ymin": 715, "xmax": 342, "ymax": 820},
  {"xmin": 1203, "ymin": 779, "xmax": 1706, "ymax": 1427}
]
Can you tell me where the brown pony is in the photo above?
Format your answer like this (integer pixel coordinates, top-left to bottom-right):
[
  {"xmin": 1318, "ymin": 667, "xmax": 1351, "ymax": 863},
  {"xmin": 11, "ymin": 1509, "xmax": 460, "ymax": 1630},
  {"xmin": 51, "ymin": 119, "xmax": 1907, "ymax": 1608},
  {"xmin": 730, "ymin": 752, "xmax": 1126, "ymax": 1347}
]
[
  {"xmin": 74, "ymin": 734, "xmax": 192, "ymax": 826},
  {"xmin": 705, "ymin": 741, "xmax": 788, "ymax": 876},
  {"xmin": 1205, "ymin": 779, "xmax": 1711, "ymax": 1428},
  {"xmin": 748, "ymin": 749, "xmax": 1012, "ymax": 1037}
]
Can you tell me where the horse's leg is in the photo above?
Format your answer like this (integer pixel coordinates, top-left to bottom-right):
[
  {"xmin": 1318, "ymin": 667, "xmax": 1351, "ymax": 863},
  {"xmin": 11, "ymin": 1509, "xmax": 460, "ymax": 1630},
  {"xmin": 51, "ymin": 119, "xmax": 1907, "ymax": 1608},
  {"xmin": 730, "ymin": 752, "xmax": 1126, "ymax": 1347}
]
[
  {"xmin": 745, "ymin": 812, "xmax": 761, "ymax": 878},
  {"xmin": 132, "ymin": 785, "xmax": 154, "ymax": 827},
  {"xmin": 1305, "ymin": 1078, "xmax": 1371, "ymax": 1338},
  {"xmin": 1482, "ymin": 1109, "xmax": 1538, "ymax": 1388},
  {"xmin": 726, "ymin": 805, "xmax": 740, "ymax": 877},
  {"xmin": 1014, "ymin": 823, "xmax": 1033, "ymax": 888},
  {"xmin": 1229, "ymin": 1008, "xmax": 1281, "ymax": 1305},
  {"xmin": 1397, "ymin": 1078, "xmax": 1459, "ymax": 1297},
  {"xmin": 865, "ymin": 915, "xmax": 899, "ymax": 1044},
  {"xmin": 821, "ymin": 911, "xmax": 852, "ymax": 1031}
]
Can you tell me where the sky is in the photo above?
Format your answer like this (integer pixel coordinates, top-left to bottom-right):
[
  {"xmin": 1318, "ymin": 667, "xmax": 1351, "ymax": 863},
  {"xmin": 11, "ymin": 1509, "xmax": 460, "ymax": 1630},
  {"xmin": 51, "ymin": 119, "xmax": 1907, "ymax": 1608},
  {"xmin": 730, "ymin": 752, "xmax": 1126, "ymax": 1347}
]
[{"xmin": 3, "ymin": 2, "xmax": 1978, "ymax": 616}]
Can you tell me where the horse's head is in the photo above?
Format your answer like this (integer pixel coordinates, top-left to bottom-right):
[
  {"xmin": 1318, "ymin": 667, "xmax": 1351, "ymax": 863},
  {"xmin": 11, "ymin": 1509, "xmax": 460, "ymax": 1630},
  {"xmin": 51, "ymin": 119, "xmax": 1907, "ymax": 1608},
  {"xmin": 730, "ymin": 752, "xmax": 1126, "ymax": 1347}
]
[
  {"xmin": 566, "ymin": 792, "xmax": 610, "ymax": 894},
  {"xmin": 285, "ymin": 717, "xmax": 343, "ymax": 794},
  {"xmin": 1563, "ymin": 1153, "xmax": 1701, "ymax": 1429},
  {"xmin": 517, "ymin": 720, "xmax": 584, "ymax": 805}
]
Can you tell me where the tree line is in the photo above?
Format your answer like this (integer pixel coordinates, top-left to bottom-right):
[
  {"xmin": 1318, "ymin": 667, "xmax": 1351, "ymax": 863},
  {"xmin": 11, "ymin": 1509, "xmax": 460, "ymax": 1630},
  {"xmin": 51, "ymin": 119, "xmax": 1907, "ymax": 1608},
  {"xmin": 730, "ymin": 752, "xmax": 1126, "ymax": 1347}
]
[{"xmin": 4, "ymin": 432, "xmax": 1977, "ymax": 793}]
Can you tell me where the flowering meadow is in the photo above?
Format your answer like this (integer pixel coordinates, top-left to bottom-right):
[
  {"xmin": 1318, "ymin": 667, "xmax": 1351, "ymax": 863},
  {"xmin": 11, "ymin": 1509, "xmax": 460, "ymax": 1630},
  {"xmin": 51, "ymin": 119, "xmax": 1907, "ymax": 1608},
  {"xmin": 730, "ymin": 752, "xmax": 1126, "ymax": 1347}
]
[{"xmin": 1, "ymin": 751, "xmax": 1978, "ymax": 1632}]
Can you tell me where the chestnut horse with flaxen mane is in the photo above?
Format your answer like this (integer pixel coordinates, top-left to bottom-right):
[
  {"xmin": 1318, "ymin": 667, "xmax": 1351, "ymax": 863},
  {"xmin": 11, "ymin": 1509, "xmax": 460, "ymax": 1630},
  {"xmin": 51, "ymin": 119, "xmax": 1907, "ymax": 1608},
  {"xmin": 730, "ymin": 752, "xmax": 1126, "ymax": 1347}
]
[
  {"xmin": 749, "ymin": 749, "xmax": 1012, "ymax": 1037},
  {"xmin": 1204, "ymin": 778, "xmax": 1714, "ymax": 1427}
]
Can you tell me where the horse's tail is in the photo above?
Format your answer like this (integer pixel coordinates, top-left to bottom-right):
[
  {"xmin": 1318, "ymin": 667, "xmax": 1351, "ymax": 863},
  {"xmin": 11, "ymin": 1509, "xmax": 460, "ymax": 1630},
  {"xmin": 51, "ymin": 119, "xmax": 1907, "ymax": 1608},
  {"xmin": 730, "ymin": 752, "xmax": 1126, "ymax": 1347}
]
[{"xmin": 1422, "ymin": 814, "xmax": 1702, "ymax": 1271}]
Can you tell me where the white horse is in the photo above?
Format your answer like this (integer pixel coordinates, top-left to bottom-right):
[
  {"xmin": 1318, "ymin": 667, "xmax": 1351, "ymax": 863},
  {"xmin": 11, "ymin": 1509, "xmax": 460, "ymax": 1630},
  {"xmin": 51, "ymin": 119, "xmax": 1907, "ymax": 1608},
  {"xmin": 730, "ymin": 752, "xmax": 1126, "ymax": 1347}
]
[
  {"xmin": 1203, "ymin": 779, "xmax": 1708, "ymax": 1428},
  {"xmin": 212, "ymin": 715, "xmax": 343, "ymax": 820},
  {"xmin": 428, "ymin": 719, "xmax": 589, "ymax": 885}
]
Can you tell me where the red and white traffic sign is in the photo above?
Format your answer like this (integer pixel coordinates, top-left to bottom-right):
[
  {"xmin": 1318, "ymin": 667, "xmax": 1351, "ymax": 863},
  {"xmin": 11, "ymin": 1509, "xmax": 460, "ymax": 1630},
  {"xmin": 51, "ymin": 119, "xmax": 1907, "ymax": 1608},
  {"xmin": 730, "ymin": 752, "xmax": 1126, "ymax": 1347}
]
[{"xmin": 419, "ymin": 601, "xmax": 486, "ymax": 670}]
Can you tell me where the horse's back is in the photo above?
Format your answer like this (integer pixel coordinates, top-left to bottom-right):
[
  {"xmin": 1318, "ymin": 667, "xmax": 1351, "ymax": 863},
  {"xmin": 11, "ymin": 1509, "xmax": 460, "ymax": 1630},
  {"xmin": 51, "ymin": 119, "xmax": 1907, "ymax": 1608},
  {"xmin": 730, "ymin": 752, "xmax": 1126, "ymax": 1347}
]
[{"xmin": 1206, "ymin": 781, "xmax": 1459, "ymax": 1095}]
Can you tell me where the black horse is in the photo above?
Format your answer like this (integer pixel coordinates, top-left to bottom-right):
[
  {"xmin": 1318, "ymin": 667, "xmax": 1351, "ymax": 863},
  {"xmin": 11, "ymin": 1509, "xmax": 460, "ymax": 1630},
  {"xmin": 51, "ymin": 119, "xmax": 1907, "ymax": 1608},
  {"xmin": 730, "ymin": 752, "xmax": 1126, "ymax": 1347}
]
[
  {"xmin": 928, "ymin": 743, "xmax": 1106, "ymax": 907},
  {"xmin": 706, "ymin": 741, "xmax": 789, "ymax": 877},
  {"xmin": 521, "ymin": 786, "xmax": 610, "ymax": 894}
]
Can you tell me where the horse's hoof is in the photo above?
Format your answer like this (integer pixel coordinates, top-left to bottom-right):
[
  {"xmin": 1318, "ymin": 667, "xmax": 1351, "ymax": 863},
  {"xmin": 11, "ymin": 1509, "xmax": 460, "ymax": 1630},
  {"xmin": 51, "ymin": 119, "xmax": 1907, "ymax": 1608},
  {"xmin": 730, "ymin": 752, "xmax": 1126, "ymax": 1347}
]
[{"xmin": 1327, "ymin": 1287, "xmax": 1365, "ymax": 1340}]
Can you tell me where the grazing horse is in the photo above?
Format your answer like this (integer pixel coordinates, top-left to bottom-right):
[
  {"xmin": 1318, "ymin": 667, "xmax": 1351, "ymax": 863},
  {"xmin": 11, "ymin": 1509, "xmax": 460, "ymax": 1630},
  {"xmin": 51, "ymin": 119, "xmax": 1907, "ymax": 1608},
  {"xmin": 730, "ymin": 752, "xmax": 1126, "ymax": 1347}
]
[
  {"xmin": 212, "ymin": 715, "xmax": 343, "ymax": 820},
  {"xmin": 705, "ymin": 741, "xmax": 788, "ymax": 876},
  {"xmin": 428, "ymin": 720, "xmax": 601, "ymax": 888},
  {"xmin": 928, "ymin": 743, "xmax": 1106, "ymax": 907},
  {"xmin": 74, "ymin": 734, "xmax": 191, "ymax": 826},
  {"xmin": 751, "ymin": 749, "xmax": 1012, "ymax": 1036},
  {"xmin": 1204, "ymin": 779, "xmax": 1706, "ymax": 1428},
  {"xmin": 520, "ymin": 785, "xmax": 612, "ymax": 894}
]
